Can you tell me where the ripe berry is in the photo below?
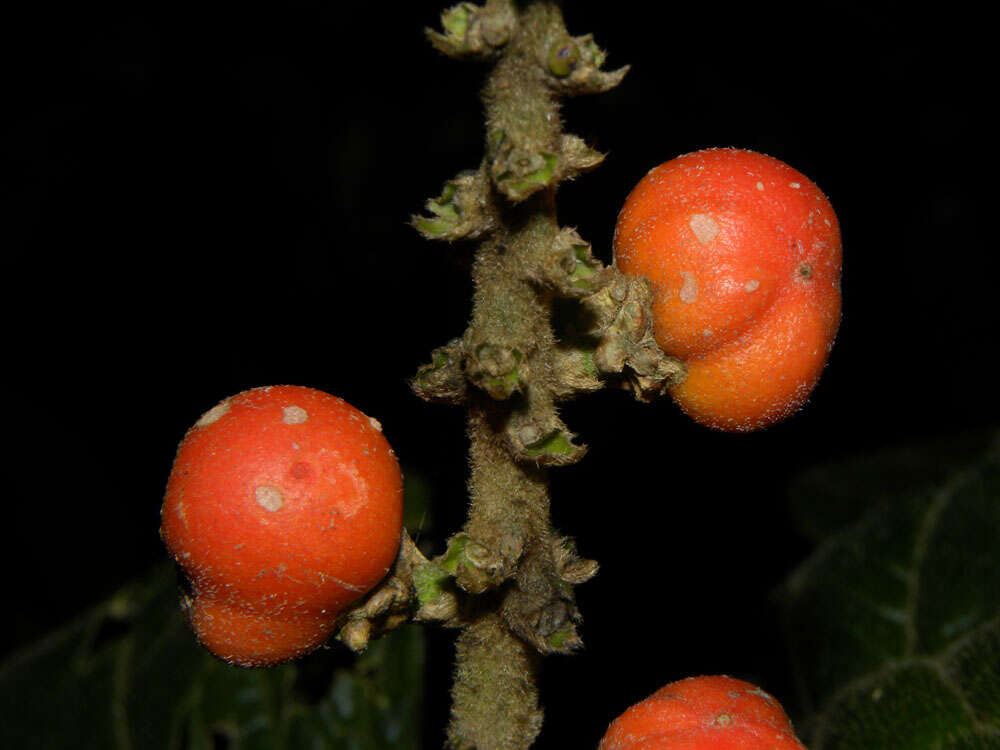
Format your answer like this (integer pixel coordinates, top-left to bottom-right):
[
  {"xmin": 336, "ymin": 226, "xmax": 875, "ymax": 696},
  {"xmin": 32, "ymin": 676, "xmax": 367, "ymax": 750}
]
[
  {"xmin": 600, "ymin": 675, "xmax": 807, "ymax": 749},
  {"xmin": 614, "ymin": 148, "xmax": 841, "ymax": 431},
  {"xmin": 160, "ymin": 385, "xmax": 403, "ymax": 666}
]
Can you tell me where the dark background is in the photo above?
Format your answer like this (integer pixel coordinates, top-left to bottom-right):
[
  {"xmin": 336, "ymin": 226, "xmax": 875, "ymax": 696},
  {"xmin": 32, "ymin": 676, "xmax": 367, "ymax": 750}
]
[{"xmin": 5, "ymin": 1, "xmax": 992, "ymax": 746}]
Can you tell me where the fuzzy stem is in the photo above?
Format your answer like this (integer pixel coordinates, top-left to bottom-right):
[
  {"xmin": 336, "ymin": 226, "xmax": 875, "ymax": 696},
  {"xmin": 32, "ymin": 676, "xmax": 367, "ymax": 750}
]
[
  {"xmin": 446, "ymin": 3, "xmax": 567, "ymax": 744},
  {"xmin": 449, "ymin": 612, "xmax": 543, "ymax": 749},
  {"xmin": 449, "ymin": 209, "xmax": 559, "ymax": 750}
]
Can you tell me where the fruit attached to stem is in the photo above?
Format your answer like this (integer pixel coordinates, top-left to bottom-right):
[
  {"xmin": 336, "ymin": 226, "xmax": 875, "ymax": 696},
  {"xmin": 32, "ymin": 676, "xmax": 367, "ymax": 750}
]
[
  {"xmin": 614, "ymin": 148, "xmax": 841, "ymax": 431},
  {"xmin": 160, "ymin": 385, "xmax": 403, "ymax": 666}
]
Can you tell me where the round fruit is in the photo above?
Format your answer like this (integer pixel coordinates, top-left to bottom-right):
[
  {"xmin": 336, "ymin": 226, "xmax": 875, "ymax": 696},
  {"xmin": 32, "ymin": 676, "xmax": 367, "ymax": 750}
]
[
  {"xmin": 600, "ymin": 675, "xmax": 807, "ymax": 749},
  {"xmin": 614, "ymin": 148, "xmax": 841, "ymax": 431},
  {"xmin": 160, "ymin": 385, "xmax": 403, "ymax": 666}
]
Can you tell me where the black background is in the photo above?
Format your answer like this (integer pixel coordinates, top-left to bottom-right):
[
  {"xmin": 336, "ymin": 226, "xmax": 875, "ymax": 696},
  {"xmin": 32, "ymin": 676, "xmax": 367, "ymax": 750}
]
[{"xmin": 5, "ymin": 1, "xmax": 993, "ymax": 746}]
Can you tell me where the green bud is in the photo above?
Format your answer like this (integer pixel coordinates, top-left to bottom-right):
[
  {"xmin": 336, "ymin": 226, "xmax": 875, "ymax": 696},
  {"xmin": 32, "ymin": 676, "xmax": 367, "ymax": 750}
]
[
  {"xmin": 471, "ymin": 343, "xmax": 525, "ymax": 399},
  {"xmin": 412, "ymin": 171, "xmax": 495, "ymax": 241},
  {"xmin": 546, "ymin": 628, "xmax": 575, "ymax": 650},
  {"xmin": 441, "ymin": 534, "xmax": 471, "ymax": 574},
  {"xmin": 548, "ymin": 39, "xmax": 580, "ymax": 78},
  {"xmin": 413, "ymin": 562, "xmax": 451, "ymax": 605},
  {"xmin": 522, "ymin": 430, "xmax": 575, "ymax": 458},
  {"xmin": 568, "ymin": 244, "xmax": 599, "ymax": 289},
  {"xmin": 496, "ymin": 152, "xmax": 558, "ymax": 196},
  {"xmin": 441, "ymin": 3, "xmax": 474, "ymax": 37},
  {"xmin": 583, "ymin": 38, "xmax": 606, "ymax": 68}
]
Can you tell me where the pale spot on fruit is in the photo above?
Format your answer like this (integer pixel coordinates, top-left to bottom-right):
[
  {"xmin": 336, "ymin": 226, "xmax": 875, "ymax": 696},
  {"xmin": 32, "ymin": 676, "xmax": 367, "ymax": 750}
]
[
  {"xmin": 688, "ymin": 213, "xmax": 719, "ymax": 245},
  {"xmin": 789, "ymin": 182, "xmax": 801, "ymax": 189},
  {"xmin": 745, "ymin": 279, "xmax": 760, "ymax": 292},
  {"xmin": 368, "ymin": 417, "xmax": 382, "ymax": 432},
  {"xmin": 195, "ymin": 401, "xmax": 229, "ymax": 427},
  {"xmin": 710, "ymin": 712, "xmax": 734, "ymax": 727},
  {"xmin": 282, "ymin": 405, "xmax": 308, "ymax": 424},
  {"xmin": 679, "ymin": 272, "xmax": 698, "ymax": 303},
  {"xmin": 701, "ymin": 328, "xmax": 712, "ymax": 337},
  {"xmin": 756, "ymin": 181, "xmax": 764, "ymax": 190},
  {"xmin": 824, "ymin": 217, "xmax": 832, "ymax": 227},
  {"xmin": 254, "ymin": 485, "xmax": 284, "ymax": 512},
  {"xmin": 331, "ymin": 463, "xmax": 367, "ymax": 518}
]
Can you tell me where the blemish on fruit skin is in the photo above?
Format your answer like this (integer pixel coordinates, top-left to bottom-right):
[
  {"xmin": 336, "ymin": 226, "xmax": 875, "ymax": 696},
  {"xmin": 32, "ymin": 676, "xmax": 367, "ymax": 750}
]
[
  {"xmin": 317, "ymin": 570, "xmax": 366, "ymax": 593},
  {"xmin": 789, "ymin": 182, "xmax": 801, "ymax": 189},
  {"xmin": 756, "ymin": 181, "xmax": 764, "ymax": 191},
  {"xmin": 798, "ymin": 263, "xmax": 814, "ymax": 280},
  {"xmin": 744, "ymin": 279, "xmax": 760, "ymax": 292},
  {"xmin": 254, "ymin": 485, "xmax": 284, "ymax": 512},
  {"xmin": 679, "ymin": 272, "xmax": 698, "ymax": 303},
  {"xmin": 368, "ymin": 417, "xmax": 382, "ymax": 432},
  {"xmin": 747, "ymin": 687, "xmax": 779, "ymax": 706},
  {"xmin": 196, "ymin": 401, "xmax": 230, "ymax": 427},
  {"xmin": 289, "ymin": 462, "xmax": 312, "ymax": 480},
  {"xmin": 688, "ymin": 213, "xmax": 720, "ymax": 245},
  {"xmin": 709, "ymin": 712, "xmax": 734, "ymax": 727},
  {"xmin": 282, "ymin": 405, "xmax": 308, "ymax": 424}
]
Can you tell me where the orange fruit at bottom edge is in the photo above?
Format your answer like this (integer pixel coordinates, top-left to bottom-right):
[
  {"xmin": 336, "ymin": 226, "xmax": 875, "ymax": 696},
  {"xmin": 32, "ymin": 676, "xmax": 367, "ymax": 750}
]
[{"xmin": 600, "ymin": 675, "xmax": 807, "ymax": 749}]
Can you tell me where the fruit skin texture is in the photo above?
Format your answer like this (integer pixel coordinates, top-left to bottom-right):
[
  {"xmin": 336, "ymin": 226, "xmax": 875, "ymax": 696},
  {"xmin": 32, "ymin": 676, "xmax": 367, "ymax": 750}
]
[
  {"xmin": 600, "ymin": 675, "xmax": 807, "ymax": 749},
  {"xmin": 614, "ymin": 148, "xmax": 841, "ymax": 431},
  {"xmin": 160, "ymin": 385, "xmax": 403, "ymax": 667}
]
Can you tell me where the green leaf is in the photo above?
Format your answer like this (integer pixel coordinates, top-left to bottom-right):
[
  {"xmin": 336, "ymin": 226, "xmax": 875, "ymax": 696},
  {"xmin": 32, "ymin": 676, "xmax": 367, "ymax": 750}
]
[
  {"xmin": 0, "ymin": 564, "xmax": 425, "ymax": 749},
  {"xmin": 786, "ymin": 430, "xmax": 995, "ymax": 541},
  {"xmin": 781, "ymin": 432, "xmax": 1000, "ymax": 749}
]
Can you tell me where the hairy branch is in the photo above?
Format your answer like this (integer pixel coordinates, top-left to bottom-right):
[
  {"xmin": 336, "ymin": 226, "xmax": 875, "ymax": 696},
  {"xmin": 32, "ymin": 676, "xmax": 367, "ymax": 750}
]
[{"xmin": 409, "ymin": 1, "xmax": 659, "ymax": 746}]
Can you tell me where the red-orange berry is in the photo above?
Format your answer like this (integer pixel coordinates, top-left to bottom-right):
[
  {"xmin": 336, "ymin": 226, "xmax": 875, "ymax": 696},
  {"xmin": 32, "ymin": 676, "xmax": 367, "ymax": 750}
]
[
  {"xmin": 614, "ymin": 148, "xmax": 841, "ymax": 431},
  {"xmin": 160, "ymin": 385, "xmax": 403, "ymax": 667},
  {"xmin": 600, "ymin": 675, "xmax": 807, "ymax": 749}
]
